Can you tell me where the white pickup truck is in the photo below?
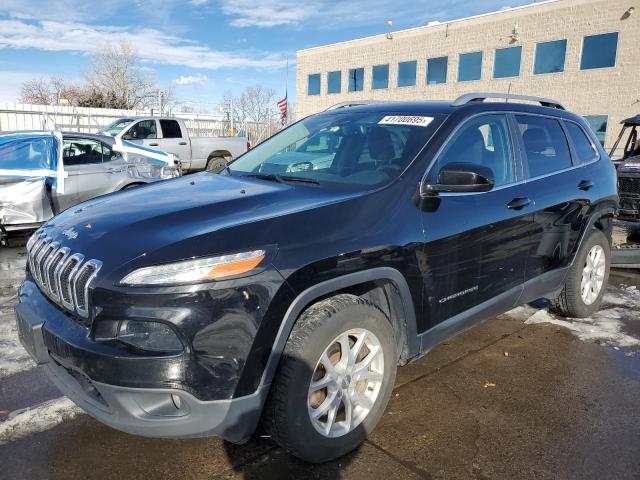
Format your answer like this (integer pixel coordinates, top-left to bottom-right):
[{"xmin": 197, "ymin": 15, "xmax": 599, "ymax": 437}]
[{"xmin": 98, "ymin": 117, "xmax": 248, "ymax": 172}]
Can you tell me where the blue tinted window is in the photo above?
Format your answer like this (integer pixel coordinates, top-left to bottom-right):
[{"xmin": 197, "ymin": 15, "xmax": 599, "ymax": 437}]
[
  {"xmin": 308, "ymin": 74, "xmax": 320, "ymax": 96},
  {"xmin": 426, "ymin": 56, "xmax": 447, "ymax": 85},
  {"xmin": 397, "ymin": 60, "xmax": 417, "ymax": 87},
  {"xmin": 327, "ymin": 71, "xmax": 341, "ymax": 94},
  {"xmin": 458, "ymin": 51, "xmax": 482, "ymax": 81},
  {"xmin": 348, "ymin": 68, "xmax": 364, "ymax": 92},
  {"xmin": 534, "ymin": 39, "xmax": 567, "ymax": 74},
  {"xmin": 581, "ymin": 32, "xmax": 618, "ymax": 70},
  {"xmin": 584, "ymin": 115, "xmax": 608, "ymax": 146},
  {"xmin": 372, "ymin": 64, "xmax": 389, "ymax": 89},
  {"xmin": 493, "ymin": 46, "xmax": 521, "ymax": 78}
]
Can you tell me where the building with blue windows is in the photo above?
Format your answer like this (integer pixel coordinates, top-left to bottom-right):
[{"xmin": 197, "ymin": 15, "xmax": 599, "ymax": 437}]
[{"xmin": 296, "ymin": 0, "xmax": 639, "ymax": 153}]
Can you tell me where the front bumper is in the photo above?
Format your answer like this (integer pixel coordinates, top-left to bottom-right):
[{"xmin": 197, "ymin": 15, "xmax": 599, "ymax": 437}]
[{"xmin": 15, "ymin": 282, "xmax": 269, "ymax": 443}]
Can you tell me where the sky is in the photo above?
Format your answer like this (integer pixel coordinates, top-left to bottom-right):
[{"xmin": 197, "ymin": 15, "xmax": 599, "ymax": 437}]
[{"xmin": 0, "ymin": 0, "xmax": 532, "ymax": 112}]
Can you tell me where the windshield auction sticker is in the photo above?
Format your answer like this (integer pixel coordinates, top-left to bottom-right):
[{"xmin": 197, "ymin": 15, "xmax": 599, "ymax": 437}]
[{"xmin": 379, "ymin": 116, "xmax": 434, "ymax": 127}]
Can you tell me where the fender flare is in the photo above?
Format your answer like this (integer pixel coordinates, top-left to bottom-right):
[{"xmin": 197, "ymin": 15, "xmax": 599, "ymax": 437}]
[
  {"xmin": 570, "ymin": 204, "xmax": 617, "ymax": 267},
  {"xmin": 257, "ymin": 267, "xmax": 419, "ymax": 390}
]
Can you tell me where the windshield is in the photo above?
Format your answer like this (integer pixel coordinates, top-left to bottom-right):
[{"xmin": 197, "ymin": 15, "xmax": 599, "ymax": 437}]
[
  {"xmin": 99, "ymin": 118, "xmax": 134, "ymax": 136},
  {"xmin": 228, "ymin": 111, "xmax": 441, "ymax": 190}
]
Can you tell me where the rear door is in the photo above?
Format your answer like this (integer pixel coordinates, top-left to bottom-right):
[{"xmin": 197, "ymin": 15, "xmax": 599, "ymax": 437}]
[
  {"xmin": 62, "ymin": 138, "xmax": 112, "ymax": 204},
  {"xmin": 512, "ymin": 114, "xmax": 593, "ymax": 283},
  {"xmin": 158, "ymin": 119, "xmax": 190, "ymax": 163},
  {"xmin": 419, "ymin": 113, "xmax": 534, "ymax": 330}
]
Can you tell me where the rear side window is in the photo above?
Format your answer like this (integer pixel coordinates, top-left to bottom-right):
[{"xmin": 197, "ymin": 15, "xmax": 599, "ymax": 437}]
[
  {"xmin": 515, "ymin": 116, "xmax": 572, "ymax": 178},
  {"xmin": 160, "ymin": 120, "xmax": 182, "ymax": 138},
  {"xmin": 565, "ymin": 122, "xmax": 598, "ymax": 163},
  {"xmin": 433, "ymin": 114, "xmax": 515, "ymax": 187}
]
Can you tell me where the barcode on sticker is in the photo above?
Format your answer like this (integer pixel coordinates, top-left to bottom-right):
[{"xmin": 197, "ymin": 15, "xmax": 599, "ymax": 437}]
[{"xmin": 379, "ymin": 116, "xmax": 434, "ymax": 127}]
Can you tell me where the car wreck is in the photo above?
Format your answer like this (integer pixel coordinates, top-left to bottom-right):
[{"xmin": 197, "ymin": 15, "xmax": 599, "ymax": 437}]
[{"xmin": 0, "ymin": 131, "xmax": 179, "ymax": 242}]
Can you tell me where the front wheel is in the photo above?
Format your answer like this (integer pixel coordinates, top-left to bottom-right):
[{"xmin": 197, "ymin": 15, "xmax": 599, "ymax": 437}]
[
  {"xmin": 263, "ymin": 294, "xmax": 397, "ymax": 463},
  {"xmin": 552, "ymin": 229, "xmax": 610, "ymax": 318}
]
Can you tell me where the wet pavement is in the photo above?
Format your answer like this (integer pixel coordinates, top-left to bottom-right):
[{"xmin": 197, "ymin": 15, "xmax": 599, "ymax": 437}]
[{"xmin": 1, "ymin": 243, "xmax": 639, "ymax": 480}]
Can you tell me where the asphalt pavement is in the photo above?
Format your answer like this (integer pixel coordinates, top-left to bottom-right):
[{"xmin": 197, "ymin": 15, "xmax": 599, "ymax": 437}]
[{"xmin": 1, "ymin": 244, "xmax": 639, "ymax": 480}]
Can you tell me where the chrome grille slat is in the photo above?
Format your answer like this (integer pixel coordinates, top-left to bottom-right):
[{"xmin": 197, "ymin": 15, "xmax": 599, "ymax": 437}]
[{"xmin": 26, "ymin": 234, "xmax": 101, "ymax": 320}]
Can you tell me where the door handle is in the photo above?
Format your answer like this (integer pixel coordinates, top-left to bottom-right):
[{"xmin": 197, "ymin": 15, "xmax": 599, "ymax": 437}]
[
  {"xmin": 578, "ymin": 179, "xmax": 594, "ymax": 191},
  {"xmin": 178, "ymin": 141, "xmax": 187, "ymax": 146},
  {"xmin": 507, "ymin": 197, "xmax": 533, "ymax": 210},
  {"xmin": 149, "ymin": 143, "xmax": 159, "ymax": 147}
]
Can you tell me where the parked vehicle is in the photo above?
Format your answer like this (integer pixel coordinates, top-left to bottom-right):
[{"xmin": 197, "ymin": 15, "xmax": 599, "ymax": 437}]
[
  {"xmin": 16, "ymin": 93, "xmax": 617, "ymax": 463},
  {"xmin": 98, "ymin": 117, "xmax": 248, "ymax": 173},
  {"xmin": 608, "ymin": 114, "xmax": 640, "ymax": 267},
  {"xmin": 0, "ymin": 131, "xmax": 178, "ymax": 241}
]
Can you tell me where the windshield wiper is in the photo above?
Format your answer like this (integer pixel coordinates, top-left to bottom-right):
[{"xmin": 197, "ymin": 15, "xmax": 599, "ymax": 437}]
[{"xmin": 244, "ymin": 173, "xmax": 320, "ymax": 184}]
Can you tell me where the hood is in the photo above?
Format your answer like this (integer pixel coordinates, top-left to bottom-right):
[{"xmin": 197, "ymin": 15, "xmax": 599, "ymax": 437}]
[
  {"xmin": 41, "ymin": 172, "xmax": 359, "ymax": 272},
  {"xmin": 619, "ymin": 156, "xmax": 640, "ymax": 174}
]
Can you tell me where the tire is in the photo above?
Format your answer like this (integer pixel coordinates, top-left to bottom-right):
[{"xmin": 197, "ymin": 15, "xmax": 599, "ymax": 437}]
[
  {"xmin": 205, "ymin": 156, "xmax": 227, "ymax": 173},
  {"xmin": 263, "ymin": 294, "xmax": 397, "ymax": 463},
  {"xmin": 122, "ymin": 183, "xmax": 143, "ymax": 190},
  {"xmin": 551, "ymin": 229, "xmax": 610, "ymax": 318}
]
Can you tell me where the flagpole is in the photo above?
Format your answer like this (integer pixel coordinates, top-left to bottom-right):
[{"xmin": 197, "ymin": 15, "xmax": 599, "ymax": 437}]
[{"xmin": 285, "ymin": 56, "xmax": 289, "ymax": 127}]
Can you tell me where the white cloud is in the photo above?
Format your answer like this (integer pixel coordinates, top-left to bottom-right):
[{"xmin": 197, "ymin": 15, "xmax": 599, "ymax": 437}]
[
  {"xmin": 0, "ymin": 19, "xmax": 284, "ymax": 70},
  {"xmin": 173, "ymin": 73, "xmax": 209, "ymax": 87},
  {"xmin": 219, "ymin": 0, "xmax": 531, "ymax": 29},
  {"xmin": 190, "ymin": 0, "xmax": 208, "ymax": 5}
]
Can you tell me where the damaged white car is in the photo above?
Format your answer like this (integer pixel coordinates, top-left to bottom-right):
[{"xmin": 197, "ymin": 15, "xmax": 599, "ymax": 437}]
[{"xmin": 0, "ymin": 131, "xmax": 179, "ymax": 241}]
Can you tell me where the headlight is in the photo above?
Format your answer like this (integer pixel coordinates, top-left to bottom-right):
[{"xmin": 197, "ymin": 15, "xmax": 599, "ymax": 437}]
[
  {"xmin": 116, "ymin": 320, "xmax": 183, "ymax": 353},
  {"xmin": 120, "ymin": 250, "xmax": 266, "ymax": 286}
]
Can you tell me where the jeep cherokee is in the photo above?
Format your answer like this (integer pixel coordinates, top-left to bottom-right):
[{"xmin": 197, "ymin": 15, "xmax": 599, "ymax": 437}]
[{"xmin": 16, "ymin": 93, "xmax": 618, "ymax": 463}]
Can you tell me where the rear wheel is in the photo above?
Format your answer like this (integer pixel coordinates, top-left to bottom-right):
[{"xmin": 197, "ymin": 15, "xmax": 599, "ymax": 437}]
[
  {"xmin": 551, "ymin": 229, "xmax": 610, "ymax": 318},
  {"xmin": 206, "ymin": 156, "xmax": 227, "ymax": 173},
  {"xmin": 263, "ymin": 294, "xmax": 397, "ymax": 463}
]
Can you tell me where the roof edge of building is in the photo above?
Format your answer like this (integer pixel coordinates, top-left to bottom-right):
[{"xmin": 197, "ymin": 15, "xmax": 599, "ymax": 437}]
[{"xmin": 297, "ymin": 0, "xmax": 562, "ymax": 55}]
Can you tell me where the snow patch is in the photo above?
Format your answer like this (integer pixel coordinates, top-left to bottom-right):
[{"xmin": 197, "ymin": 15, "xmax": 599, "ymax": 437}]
[
  {"xmin": 524, "ymin": 307, "xmax": 640, "ymax": 349},
  {"xmin": 0, "ymin": 397, "xmax": 83, "ymax": 445},
  {"xmin": 0, "ymin": 317, "xmax": 35, "ymax": 378}
]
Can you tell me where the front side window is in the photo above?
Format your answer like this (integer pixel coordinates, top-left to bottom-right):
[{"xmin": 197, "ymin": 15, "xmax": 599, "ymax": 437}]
[
  {"xmin": 327, "ymin": 71, "xmax": 341, "ymax": 94},
  {"xmin": 348, "ymin": 68, "xmax": 364, "ymax": 92},
  {"xmin": 372, "ymin": 64, "xmax": 389, "ymax": 90},
  {"xmin": 458, "ymin": 51, "xmax": 482, "ymax": 82},
  {"xmin": 426, "ymin": 56, "xmax": 447, "ymax": 85},
  {"xmin": 228, "ymin": 110, "xmax": 442, "ymax": 190},
  {"xmin": 160, "ymin": 119, "xmax": 182, "ymax": 138},
  {"xmin": 565, "ymin": 122, "xmax": 598, "ymax": 163},
  {"xmin": 584, "ymin": 115, "xmax": 608, "ymax": 146},
  {"xmin": 431, "ymin": 114, "xmax": 515, "ymax": 188},
  {"xmin": 515, "ymin": 115, "xmax": 572, "ymax": 178},
  {"xmin": 125, "ymin": 120, "xmax": 157, "ymax": 140},
  {"xmin": 581, "ymin": 32, "xmax": 618, "ymax": 70},
  {"xmin": 493, "ymin": 46, "xmax": 522, "ymax": 78},
  {"xmin": 397, "ymin": 60, "xmax": 417, "ymax": 87},
  {"xmin": 99, "ymin": 118, "xmax": 133, "ymax": 136},
  {"xmin": 63, "ymin": 139, "xmax": 104, "ymax": 166},
  {"xmin": 308, "ymin": 74, "xmax": 321, "ymax": 95},
  {"xmin": 534, "ymin": 39, "xmax": 567, "ymax": 74}
]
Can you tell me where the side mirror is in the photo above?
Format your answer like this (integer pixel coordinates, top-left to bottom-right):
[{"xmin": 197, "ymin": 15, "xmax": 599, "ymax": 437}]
[{"xmin": 424, "ymin": 162, "xmax": 495, "ymax": 194}]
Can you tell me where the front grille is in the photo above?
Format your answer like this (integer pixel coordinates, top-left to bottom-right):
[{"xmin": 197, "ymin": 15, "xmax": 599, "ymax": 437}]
[
  {"xmin": 619, "ymin": 177, "xmax": 640, "ymax": 196},
  {"xmin": 26, "ymin": 230, "xmax": 102, "ymax": 319}
]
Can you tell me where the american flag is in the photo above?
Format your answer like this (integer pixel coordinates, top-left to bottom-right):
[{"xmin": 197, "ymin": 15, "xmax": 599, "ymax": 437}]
[{"xmin": 277, "ymin": 95, "xmax": 288, "ymax": 126}]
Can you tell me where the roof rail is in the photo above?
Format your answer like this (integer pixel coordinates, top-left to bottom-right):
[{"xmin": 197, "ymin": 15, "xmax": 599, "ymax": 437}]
[
  {"xmin": 452, "ymin": 92, "xmax": 565, "ymax": 110},
  {"xmin": 324, "ymin": 101, "xmax": 378, "ymax": 111}
]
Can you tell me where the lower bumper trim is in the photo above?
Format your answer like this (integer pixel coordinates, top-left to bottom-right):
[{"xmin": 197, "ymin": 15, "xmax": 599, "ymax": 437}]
[{"xmin": 45, "ymin": 356, "xmax": 268, "ymax": 444}]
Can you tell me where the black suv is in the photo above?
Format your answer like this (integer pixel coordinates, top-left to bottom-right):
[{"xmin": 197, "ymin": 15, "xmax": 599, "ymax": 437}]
[{"xmin": 16, "ymin": 93, "xmax": 618, "ymax": 463}]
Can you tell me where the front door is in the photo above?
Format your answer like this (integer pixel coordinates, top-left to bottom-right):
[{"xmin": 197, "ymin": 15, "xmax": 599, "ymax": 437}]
[
  {"xmin": 122, "ymin": 119, "xmax": 160, "ymax": 149},
  {"xmin": 418, "ymin": 113, "xmax": 535, "ymax": 332}
]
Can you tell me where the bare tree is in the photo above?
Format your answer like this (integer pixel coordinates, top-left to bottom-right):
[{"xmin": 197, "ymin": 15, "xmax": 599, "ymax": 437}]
[
  {"xmin": 84, "ymin": 40, "xmax": 158, "ymax": 109},
  {"xmin": 20, "ymin": 78, "xmax": 55, "ymax": 105},
  {"xmin": 220, "ymin": 85, "xmax": 277, "ymax": 125}
]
